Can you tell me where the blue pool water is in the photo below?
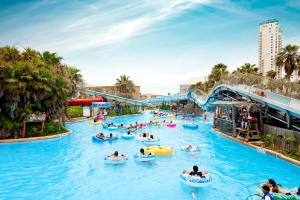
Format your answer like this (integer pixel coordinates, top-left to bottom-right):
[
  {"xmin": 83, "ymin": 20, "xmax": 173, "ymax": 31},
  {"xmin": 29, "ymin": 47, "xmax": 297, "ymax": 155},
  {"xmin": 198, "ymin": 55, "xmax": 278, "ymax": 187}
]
[{"xmin": 1, "ymin": 113, "xmax": 300, "ymax": 200}]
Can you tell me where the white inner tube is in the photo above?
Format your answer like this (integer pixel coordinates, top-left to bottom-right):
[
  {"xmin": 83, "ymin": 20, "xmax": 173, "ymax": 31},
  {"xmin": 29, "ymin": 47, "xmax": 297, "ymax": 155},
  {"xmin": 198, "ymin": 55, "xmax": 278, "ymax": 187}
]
[
  {"xmin": 181, "ymin": 146, "xmax": 201, "ymax": 152},
  {"xmin": 134, "ymin": 154, "xmax": 156, "ymax": 162},
  {"xmin": 104, "ymin": 156, "xmax": 128, "ymax": 164},
  {"xmin": 180, "ymin": 174, "xmax": 212, "ymax": 187}
]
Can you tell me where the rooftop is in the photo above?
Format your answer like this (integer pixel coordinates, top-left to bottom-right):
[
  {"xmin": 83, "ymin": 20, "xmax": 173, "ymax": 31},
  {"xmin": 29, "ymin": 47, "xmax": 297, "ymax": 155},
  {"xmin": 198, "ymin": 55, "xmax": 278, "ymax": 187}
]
[{"xmin": 259, "ymin": 19, "xmax": 278, "ymax": 25}]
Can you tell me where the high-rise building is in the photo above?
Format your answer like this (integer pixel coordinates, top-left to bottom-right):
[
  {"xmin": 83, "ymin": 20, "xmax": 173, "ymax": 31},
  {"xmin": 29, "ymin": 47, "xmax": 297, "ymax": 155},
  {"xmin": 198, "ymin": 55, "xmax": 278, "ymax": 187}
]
[{"xmin": 258, "ymin": 19, "xmax": 282, "ymax": 78}]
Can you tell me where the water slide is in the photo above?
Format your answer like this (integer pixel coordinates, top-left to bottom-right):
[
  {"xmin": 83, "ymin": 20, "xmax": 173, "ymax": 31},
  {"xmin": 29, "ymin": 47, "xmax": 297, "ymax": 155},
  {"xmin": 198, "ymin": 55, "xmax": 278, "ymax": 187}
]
[
  {"xmin": 79, "ymin": 85, "xmax": 300, "ymax": 119},
  {"xmin": 79, "ymin": 89, "xmax": 152, "ymax": 106}
]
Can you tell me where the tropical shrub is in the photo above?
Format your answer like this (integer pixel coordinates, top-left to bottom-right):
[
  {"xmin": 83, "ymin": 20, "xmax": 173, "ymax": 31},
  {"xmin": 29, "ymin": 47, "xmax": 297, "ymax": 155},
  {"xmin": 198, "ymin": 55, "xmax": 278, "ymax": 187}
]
[
  {"xmin": 67, "ymin": 106, "xmax": 83, "ymax": 118},
  {"xmin": 26, "ymin": 121, "xmax": 67, "ymax": 138},
  {"xmin": 160, "ymin": 105, "xmax": 171, "ymax": 110},
  {"xmin": 108, "ymin": 110, "xmax": 117, "ymax": 116},
  {"xmin": 0, "ymin": 46, "xmax": 82, "ymax": 138}
]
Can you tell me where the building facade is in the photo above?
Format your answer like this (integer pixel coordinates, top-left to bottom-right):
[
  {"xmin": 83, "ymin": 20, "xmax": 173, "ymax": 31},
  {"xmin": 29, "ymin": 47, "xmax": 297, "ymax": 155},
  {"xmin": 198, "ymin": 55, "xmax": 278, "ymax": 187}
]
[
  {"xmin": 86, "ymin": 85, "xmax": 141, "ymax": 99},
  {"xmin": 180, "ymin": 84, "xmax": 191, "ymax": 94},
  {"xmin": 258, "ymin": 19, "xmax": 282, "ymax": 78}
]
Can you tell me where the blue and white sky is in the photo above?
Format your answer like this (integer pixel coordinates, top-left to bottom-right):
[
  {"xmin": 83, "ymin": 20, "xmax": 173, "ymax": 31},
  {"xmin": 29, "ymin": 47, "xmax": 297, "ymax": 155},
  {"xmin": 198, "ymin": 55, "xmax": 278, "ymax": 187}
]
[{"xmin": 1, "ymin": 0, "xmax": 300, "ymax": 94}]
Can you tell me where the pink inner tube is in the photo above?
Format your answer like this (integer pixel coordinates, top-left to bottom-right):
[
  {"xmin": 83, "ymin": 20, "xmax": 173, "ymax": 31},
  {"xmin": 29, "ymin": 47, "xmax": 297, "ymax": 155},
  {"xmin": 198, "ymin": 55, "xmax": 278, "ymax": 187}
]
[
  {"xmin": 166, "ymin": 123, "xmax": 176, "ymax": 127},
  {"xmin": 98, "ymin": 116, "xmax": 105, "ymax": 120},
  {"xmin": 138, "ymin": 123, "xmax": 147, "ymax": 127},
  {"xmin": 183, "ymin": 117, "xmax": 190, "ymax": 121}
]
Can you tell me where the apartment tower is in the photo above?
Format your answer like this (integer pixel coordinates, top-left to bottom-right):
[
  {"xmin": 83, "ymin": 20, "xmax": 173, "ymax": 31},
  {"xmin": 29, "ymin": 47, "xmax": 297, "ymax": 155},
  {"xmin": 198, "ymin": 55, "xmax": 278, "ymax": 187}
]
[{"xmin": 258, "ymin": 19, "xmax": 282, "ymax": 78}]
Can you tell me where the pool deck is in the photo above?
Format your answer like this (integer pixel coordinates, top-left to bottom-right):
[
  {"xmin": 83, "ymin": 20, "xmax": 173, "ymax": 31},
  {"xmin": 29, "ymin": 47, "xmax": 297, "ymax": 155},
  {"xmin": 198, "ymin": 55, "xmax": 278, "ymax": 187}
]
[
  {"xmin": 214, "ymin": 129, "xmax": 300, "ymax": 167},
  {"xmin": 0, "ymin": 130, "xmax": 72, "ymax": 143},
  {"xmin": 65, "ymin": 117, "xmax": 91, "ymax": 124}
]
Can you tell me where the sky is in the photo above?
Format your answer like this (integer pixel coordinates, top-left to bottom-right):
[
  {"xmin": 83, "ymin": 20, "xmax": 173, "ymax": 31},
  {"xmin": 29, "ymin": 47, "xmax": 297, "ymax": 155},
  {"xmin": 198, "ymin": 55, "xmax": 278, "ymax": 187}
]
[{"xmin": 1, "ymin": 0, "xmax": 300, "ymax": 95}]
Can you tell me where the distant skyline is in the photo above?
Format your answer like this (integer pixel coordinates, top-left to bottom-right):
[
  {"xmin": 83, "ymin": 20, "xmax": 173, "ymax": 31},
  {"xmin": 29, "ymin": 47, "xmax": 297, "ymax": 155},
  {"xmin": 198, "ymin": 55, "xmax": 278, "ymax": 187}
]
[{"xmin": 1, "ymin": 0, "xmax": 300, "ymax": 94}]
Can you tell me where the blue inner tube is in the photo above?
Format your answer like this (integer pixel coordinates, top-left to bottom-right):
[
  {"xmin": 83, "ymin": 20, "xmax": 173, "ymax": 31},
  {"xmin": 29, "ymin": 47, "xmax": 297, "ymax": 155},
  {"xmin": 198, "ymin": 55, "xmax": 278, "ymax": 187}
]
[
  {"xmin": 93, "ymin": 135, "xmax": 118, "ymax": 142},
  {"xmin": 92, "ymin": 135, "xmax": 104, "ymax": 142},
  {"xmin": 108, "ymin": 126, "xmax": 118, "ymax": 131},
  {"xmin": 102, "ymin": 124, "xmax": 108, "ymax": 129},
  {"xmin": 182, "ymin": 124, "xmax": 198, "ymax": 129},
  {"xmin": 121, "ymin": 134, "xmax": 135, "ymax": 139}
]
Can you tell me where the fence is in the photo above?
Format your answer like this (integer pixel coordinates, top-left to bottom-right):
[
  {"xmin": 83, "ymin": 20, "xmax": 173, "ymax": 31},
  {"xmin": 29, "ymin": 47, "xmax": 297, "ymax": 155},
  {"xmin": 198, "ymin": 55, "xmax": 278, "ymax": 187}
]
[
  {"xmin": 264, "ymin": 124, "xmax": 300, "ymax": 141},
  {"xmin": 214, "ymin": 118, "xmax": 233, "ymax": 134}
]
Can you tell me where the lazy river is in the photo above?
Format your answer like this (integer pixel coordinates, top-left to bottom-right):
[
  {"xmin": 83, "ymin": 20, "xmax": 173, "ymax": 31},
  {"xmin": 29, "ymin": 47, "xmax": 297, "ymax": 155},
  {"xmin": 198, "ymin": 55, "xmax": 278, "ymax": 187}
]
[{"xmin": 0, "ymin": 112, "xmax": 300, "ymax": 200}]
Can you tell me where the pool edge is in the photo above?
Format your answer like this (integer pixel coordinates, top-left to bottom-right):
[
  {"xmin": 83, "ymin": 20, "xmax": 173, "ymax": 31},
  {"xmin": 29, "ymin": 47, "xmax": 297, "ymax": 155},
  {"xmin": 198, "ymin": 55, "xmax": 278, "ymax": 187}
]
[
  {"xmin": 0, "ymin": 130, "xmax": 72, "ymax": 143},
  {"xmin": 213, "ymin": 129, "xmax": 300, "ymax": 167}
]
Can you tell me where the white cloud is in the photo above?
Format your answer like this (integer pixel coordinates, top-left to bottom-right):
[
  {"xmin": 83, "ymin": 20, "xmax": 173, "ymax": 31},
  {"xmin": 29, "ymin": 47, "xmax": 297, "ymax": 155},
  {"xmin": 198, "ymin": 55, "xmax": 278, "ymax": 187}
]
[{"xmin": 50, "ymin": 0, "xmax": 215, "ymax": 52}]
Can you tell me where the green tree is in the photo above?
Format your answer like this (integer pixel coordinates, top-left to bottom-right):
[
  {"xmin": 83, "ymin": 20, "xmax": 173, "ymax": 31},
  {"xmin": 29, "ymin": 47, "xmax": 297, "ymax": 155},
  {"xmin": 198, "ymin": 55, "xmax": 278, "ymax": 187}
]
[
  {"xmin": 22, "ymin": 47, "xmax": 40, "ymax": 62},
  {"xmin": 0, "ymin": 46, "xmax": 82, "ymax": 138},
  {"xmin": 236, "ymin": 63, "xmax": 261, "ymax": 75},
  {"xmin": 68, "ymin": 67, "xmax": 83, "ymax": 95},
  {"xmin": 208, "ymin": 63, "xmax": 229, "ymax": 83},
  {"xmin": 266, "ymin": 70, "xmax": 277, "ymax": 79},
  {"xmin": 276, "ymin": 44, "xmax": 300, "ymax": 80},
  {"xmin": 115, "ymin": 75, "xmax": 136, "ymax": 96}
]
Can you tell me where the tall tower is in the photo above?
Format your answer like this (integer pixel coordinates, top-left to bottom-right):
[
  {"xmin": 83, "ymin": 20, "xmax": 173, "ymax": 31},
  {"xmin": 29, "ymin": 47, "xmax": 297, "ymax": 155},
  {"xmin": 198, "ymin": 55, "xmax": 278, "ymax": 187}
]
[{"xmin": 258, "ymin": 19, "xmax": 282, "ymax": 78}]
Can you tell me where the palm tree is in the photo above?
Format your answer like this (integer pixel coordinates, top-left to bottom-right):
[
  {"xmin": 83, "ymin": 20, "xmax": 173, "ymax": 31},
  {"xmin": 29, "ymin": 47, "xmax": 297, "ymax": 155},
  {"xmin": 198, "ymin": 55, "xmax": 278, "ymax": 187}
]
[
  {"xmin": 266, "ymin": 70, "xmax": 277, "ymax": 79},
  {"xmin": 276, "ymin": 44, "xmax": 300, "ymax": 80},
  {"xmin": 68, "ymin": 67, "xmax": 83, "ymax": 96},
  {"xmin": 236, "ymin": 63, "xmax": 261, "ymax": 75},
  {"xmin": 0, "ymin": 46, "xmax": 22, "ymax": 64},
  {"xmin": 115, "ymin": 75, "xmax": 135, "ymax": 97},
  {"xmin": 22, "ymin": 48, "xmax": 40, "ymax": 62},
  {"xmin": 208, "ymin": 63, "xmax": 229, "ymax": 83},
  {"xmin": 42, "ymin": 51, "xmax": 63, "ymax": 65},
  {"xmin": 0, "ymin": 46, "xmax": 81, "ymax": 138}
]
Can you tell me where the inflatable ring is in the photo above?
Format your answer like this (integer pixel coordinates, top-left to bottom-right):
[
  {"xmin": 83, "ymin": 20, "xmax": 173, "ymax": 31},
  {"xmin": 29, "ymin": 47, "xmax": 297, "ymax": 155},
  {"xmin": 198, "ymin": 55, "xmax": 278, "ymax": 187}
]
[
  {"xmin": 144, "ymin": 146, "xmax": 173, "ymax": 155},
  {"xmin": 181, "ymin": 146, "xmax": 201, "ymax": 152},
  {"xmin": 102, "ymin": 124, "xmax": 108, "ymax": 129},
  {"xmin": 180, "ymin": 173, "xmax": 212, "ymax": 187},
  {"xmin": 108, "ymin": 126, "xmax": 118, "ymax": 131},
  {"xmin": 137, "ymin": 135, "xmax": 148, "ymax": 141},
  {"xmin": 121, "ymin": 134, "xmax": 135, "ymax": 139},
  {"xmin": 92, "ymin": 135, "xmax": 104, "ymax": 142},
  {"xmin": 88, "ymin": 121, "xmax": 102, "ymax": 124},
  {"xmin": 166, "ymin": 123, "xmax": 176, "ymax": 127},
  {"xmin": 134, "ymin": 154, "xmax": 156, "ymax": 162},
  {"xmin": 143, "ymin": 138, "xmax": 160, "ymax": 145},
  {"xmin": 104, "ymin": 156, "xmax": 128, "ymax": 165},
  {"xmin": 93, "ymin": 135, "xmax": 118, "ymax": 142},
  {"xmin": 167, "ymin": 114, "xmax": 176, "ymax": 118},
  {"xmin": 272, "ymin": 194, "xmax": 300, "ymax": 200},
  {"xmin": 138, "ymin": 123, "xmax": 147, "ymax": 128},
  {"xmin": 182, "ymin": 124, "xmax": 198, "ymax": 129},
  {"xmin": 245, "ymin": 193, "xmax": 300, "ymax": 200}
]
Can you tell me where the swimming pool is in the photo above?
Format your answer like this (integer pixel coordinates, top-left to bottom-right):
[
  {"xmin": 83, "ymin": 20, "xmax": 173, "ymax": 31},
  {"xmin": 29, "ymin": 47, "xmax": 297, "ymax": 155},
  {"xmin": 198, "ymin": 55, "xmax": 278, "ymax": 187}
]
[{"xmin": 1, "ymin": 113, "xmax": 299, "ymax": 200}]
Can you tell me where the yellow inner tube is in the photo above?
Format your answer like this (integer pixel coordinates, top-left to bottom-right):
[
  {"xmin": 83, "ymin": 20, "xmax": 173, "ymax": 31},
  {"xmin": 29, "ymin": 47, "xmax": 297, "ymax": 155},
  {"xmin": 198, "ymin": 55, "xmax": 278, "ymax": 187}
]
[
  {"xmin": 144, "ymin": 146, "xmax": 173, "ymax": 155},
  {"xmin": 88, "ymin": 121, "xmax": 102, "ymax": 124},
  {"xmin": 167, "ymin": 115, "xmax": 176, "ymax": 118}
]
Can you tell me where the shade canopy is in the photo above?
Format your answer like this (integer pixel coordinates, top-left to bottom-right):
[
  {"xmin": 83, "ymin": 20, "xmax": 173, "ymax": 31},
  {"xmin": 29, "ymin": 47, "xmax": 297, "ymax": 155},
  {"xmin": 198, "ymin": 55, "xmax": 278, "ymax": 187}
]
[{"xmin": 92, "ymin": 102, "xmax": 112, "ymax": 108}]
